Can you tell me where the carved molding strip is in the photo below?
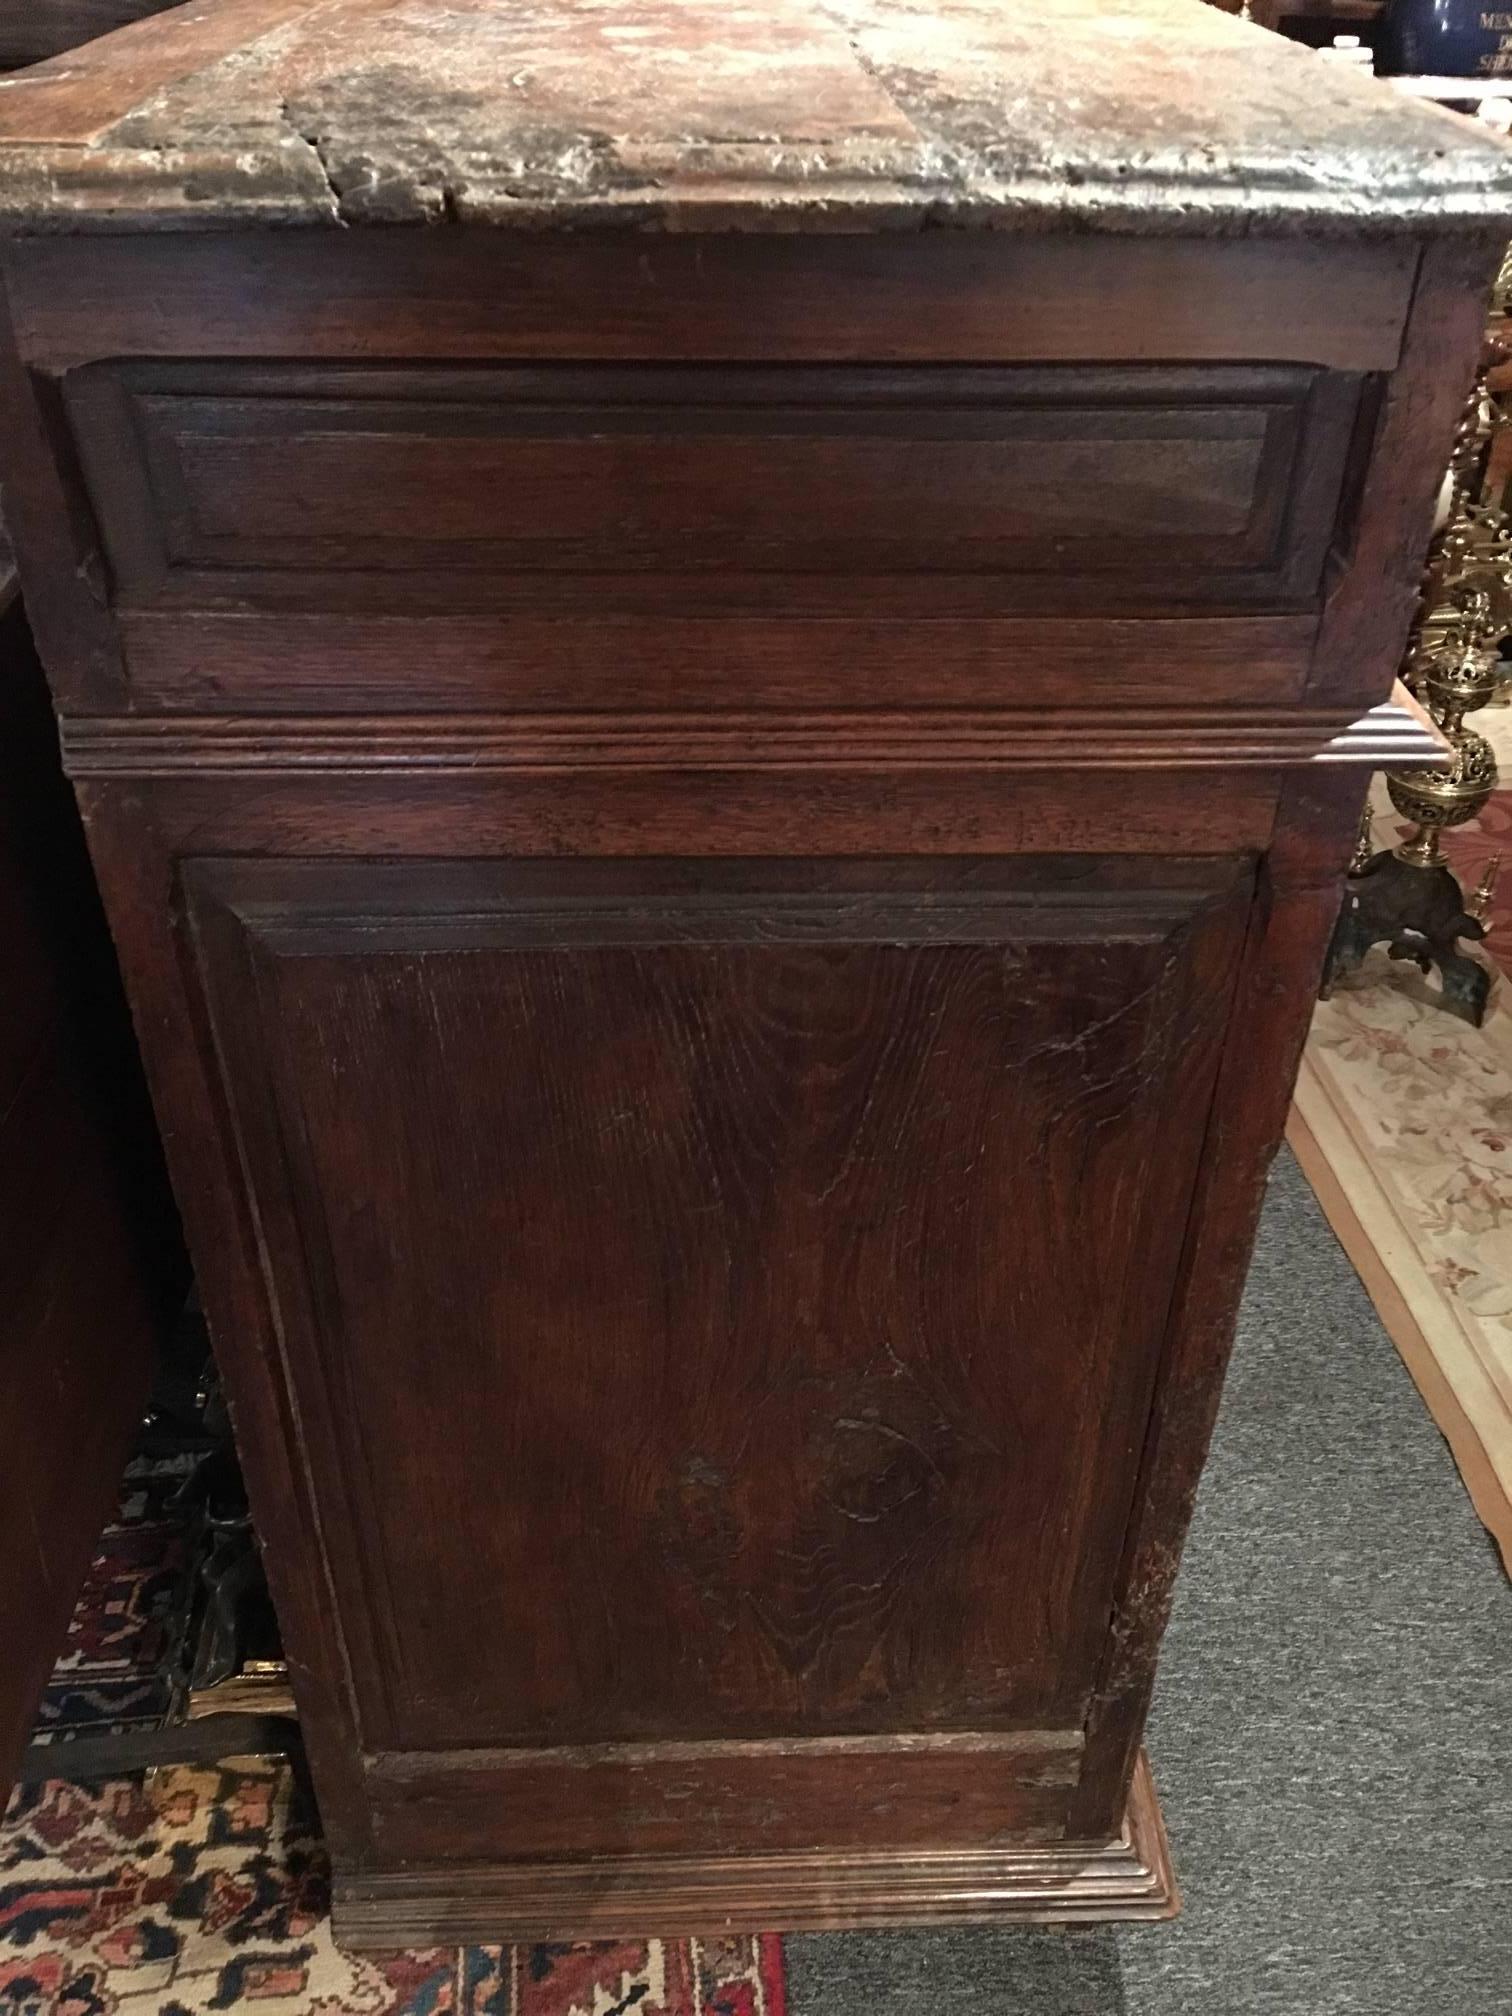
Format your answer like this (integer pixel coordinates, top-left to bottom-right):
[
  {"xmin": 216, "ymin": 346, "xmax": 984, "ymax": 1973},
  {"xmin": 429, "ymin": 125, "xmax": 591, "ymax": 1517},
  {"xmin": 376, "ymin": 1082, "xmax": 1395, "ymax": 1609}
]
[
  {"xmin": 63, "ymin": 692, "xmax": 1444, "ymax": 778},
  {"xmin": 333, "ymin": 1750, "xmax": 1175, "ymax": 1941}
]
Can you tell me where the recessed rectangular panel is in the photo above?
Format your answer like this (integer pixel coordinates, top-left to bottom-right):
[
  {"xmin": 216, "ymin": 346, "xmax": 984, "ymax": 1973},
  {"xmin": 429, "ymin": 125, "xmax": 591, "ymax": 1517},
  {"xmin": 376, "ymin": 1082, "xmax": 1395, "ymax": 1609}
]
[
  {"xmin": 68, "ymin": 361, "xmax": 1360, "ymax": 617},
  {"xmin": 185, "ymin": 854, "xmax": 1251, "ymax": 1781},
  {"xmin": 142, "ymin": 386, "xmax": 1266, "ymax": 564}
]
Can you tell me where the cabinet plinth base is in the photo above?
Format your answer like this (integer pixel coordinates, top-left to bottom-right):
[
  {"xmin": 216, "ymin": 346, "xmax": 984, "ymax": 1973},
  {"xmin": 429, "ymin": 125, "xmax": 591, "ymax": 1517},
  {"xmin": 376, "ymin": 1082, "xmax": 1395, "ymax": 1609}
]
[{"xmin": 332, "ymin": 1751, "xmax": 1177, "ymax": 1945}]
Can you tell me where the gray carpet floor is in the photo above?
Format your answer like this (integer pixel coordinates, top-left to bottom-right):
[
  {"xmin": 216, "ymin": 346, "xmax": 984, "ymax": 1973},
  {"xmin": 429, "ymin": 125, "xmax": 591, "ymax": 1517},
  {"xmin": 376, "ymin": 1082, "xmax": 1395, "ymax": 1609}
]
[{"xmin": 784, "ymin": 1149, "xmax": 1512, "ymax": 2014}]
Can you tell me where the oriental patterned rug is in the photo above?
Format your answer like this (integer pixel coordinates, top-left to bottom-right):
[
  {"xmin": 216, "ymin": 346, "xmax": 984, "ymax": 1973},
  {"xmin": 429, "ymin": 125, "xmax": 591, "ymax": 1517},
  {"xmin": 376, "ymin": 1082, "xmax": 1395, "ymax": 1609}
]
[{"xmin": 0, "ymin": 1457, "xmax": 788, "ymax": 2016}]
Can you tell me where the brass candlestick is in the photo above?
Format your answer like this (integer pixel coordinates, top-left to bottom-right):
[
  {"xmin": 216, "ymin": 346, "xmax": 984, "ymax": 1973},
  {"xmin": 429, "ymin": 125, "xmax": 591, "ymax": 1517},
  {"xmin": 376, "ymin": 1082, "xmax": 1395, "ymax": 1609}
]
[
  {"xmin": 1390, "ymin": 611, "xmax": 1499, "ymax": 870},
  {"xmin": 1323, "ymin": 603, "xmax": 1499, "ymax": 1023},
  {"xmin": 1407, "ymin": 503, "xmax": 1512, "ymax": 686}
]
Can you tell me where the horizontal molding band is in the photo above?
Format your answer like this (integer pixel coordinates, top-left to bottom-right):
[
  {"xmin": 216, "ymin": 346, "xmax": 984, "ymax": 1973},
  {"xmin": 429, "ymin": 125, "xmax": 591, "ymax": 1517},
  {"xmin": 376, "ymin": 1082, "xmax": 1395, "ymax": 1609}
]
[
  {"xmin": 62, "ymin": 695, "xmax": 1444, "ymax": 779},
  {"xmin": 332, "ymin": 1752, "xmax": 1175, "ymax": 1942}
]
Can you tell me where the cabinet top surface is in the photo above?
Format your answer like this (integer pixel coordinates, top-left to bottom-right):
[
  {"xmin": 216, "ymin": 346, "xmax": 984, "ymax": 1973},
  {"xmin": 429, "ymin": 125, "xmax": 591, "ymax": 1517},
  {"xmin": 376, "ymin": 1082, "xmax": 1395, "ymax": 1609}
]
[{"xmin": 1, "ymin": 0, "xmax": 1511, "ymax": 235}]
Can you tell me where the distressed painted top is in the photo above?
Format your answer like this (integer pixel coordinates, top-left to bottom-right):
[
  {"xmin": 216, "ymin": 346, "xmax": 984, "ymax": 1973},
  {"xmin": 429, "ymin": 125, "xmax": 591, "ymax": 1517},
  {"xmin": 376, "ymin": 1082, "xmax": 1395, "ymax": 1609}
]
[{"xmin": 0, "ymin": 0, "xmax": 1511, "ymax": 234}]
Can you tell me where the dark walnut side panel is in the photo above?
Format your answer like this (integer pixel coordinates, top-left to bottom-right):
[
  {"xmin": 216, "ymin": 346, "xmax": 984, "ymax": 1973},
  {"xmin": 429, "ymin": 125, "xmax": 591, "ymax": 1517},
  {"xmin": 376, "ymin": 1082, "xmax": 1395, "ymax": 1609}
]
[
  {"xmin": 0, "ymin": 215, "xmax": 1488, "ymax": 1923},
  {"xmin": 62, "ymin": 770, "xmax": 1266, "ymax": 1882},
  {"xmin": 180, "ymin": 856, "xmax": 1248, "ymax": 1810},
  {"xmin": 65, "ymin": 361, "xmax": 1359, "ymax": 616}
]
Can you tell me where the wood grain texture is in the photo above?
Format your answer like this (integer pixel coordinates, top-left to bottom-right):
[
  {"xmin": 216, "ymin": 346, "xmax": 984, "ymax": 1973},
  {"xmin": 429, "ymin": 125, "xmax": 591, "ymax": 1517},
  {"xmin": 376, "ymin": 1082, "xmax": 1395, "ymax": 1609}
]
[
  {"xmin": 0, "ymin": 0, "xmax": 1508, "ymax": 236},
  {"xmin": 0, "ymin": 228, "xmax": 1420, "ymax": 724},
  {"xmin": 63, "ymin": 784, "xmax": 378, "ymax": 1861},
  {"xmin": 366, "ymin": 1731, "xmax": 1082, "ymax": 1862},
  {"xmin": 1070, "ymin": 766, "xmax": 1373, "ymax": 1835},
  {"xmin": 333, "ymin": 1751, "xmax": 1176, "ymax": 1943},
  {"xmin": 59, "ymin": 697, "xmax": 1444, "ymax": 777},
  {"xmin": 89, "ymin": 769, "xmax": 1284, "ymax": 862},
  {"xmin": 3, "ymin": 234, "xmax": 1417, "ymax": 373},
  {"xmin": 0, "ymin": 186, "xmax": 1494, "ymax": 1931},
  {"xmin": 182, "ymin": 857, "xmax": 1248, "ymax": 1782},
  {"xmin": 1312, "ymin": 234, "xmax": 1511, "ymax": 707},
  {"xmin": 109, "ymin": 611, "xmax": 1318, "ymax": 719},
  {"xmin": 64, "ymin": 360, "xmax": 1357, "ymax": 615},
  {"xmin": 0, "ymin": 269, "xmax": 121, "ymax": 709}
]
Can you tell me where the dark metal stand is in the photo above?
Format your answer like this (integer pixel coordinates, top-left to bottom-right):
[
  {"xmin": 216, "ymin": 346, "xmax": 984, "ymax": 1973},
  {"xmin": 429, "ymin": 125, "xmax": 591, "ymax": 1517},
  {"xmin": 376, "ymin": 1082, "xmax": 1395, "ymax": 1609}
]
[
  {"xmin": 12, "ymin": 1713, "xmax": 301, "ymax": 1786},
  {"xmin": 1321, "ymin": 845, "xmax": 1492, "ymax": 1026}
]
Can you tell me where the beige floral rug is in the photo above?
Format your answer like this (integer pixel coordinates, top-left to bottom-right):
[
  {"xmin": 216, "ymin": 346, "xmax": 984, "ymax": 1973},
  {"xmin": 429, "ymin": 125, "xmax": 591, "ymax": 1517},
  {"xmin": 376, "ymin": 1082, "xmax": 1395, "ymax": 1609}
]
[{"xmin": 1290, "ymin": 945, "xmax": 1512, "ymax": 1572}]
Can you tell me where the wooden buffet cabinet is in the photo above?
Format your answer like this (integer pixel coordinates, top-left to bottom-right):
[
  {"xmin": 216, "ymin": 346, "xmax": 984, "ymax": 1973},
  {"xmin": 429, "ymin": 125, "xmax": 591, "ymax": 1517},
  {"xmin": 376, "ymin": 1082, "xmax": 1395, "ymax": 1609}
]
[{"xmin": 0, "ymin": 0, "xmax": 1508, "ymax": 1945}]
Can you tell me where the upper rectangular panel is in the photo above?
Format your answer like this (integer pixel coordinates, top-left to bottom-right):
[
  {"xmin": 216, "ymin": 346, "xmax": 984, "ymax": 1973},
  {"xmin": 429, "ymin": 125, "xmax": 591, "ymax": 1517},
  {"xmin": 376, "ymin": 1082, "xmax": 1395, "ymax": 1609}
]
[{"xmin": 66, "ymin": 359, "xmax": 1361, "ymax": 620}]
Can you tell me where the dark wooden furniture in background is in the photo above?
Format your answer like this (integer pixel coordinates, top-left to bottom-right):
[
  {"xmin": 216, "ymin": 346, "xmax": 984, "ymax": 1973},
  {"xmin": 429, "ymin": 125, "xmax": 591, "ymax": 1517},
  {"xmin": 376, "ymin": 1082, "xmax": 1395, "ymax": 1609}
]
[
  {"xmin": 0, "ymin": 0, "xmax": 186, "ymax": 1811},
  {"xmin": 1209, "ymin": 0, "xmax": 1384, "ymax": 37},
  {"xmin": 0, "ymin": 0, "xmax": 180, "ymax": 73},
  {"xmin": 0, "ymin": 543, "xmax": 182, "ymax": 1796},
  {"xmin": 0, "ymin": 0, "xmax": 1507, "ymax": 1943}
]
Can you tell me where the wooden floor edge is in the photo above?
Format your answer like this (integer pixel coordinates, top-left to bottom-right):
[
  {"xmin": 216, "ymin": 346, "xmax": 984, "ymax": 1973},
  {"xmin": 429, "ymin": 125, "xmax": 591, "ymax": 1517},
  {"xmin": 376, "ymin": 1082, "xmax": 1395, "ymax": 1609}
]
[
  {"xmin": 331, "ymin": 1750, "xmax": 1179, "ymax": 1945},
  {"xmin": 1286, "ymin": 1082, "xmax": 1512, "ymax": 1575}
]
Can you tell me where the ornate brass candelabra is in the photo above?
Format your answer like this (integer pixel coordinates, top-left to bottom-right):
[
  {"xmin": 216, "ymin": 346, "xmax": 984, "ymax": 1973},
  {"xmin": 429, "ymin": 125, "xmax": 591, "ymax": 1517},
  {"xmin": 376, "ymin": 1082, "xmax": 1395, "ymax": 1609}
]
[{"xmin": 1321, "ymin": 251, "xmax": 1512, "ymax": 1026}]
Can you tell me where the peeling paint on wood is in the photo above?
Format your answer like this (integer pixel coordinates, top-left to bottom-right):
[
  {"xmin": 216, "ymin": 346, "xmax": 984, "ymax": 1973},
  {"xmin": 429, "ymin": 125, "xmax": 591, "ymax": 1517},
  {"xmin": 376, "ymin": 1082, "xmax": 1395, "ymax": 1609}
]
[{"xmin": 0, "ymin": 0, "xmax": 1509, "ymax": 234}]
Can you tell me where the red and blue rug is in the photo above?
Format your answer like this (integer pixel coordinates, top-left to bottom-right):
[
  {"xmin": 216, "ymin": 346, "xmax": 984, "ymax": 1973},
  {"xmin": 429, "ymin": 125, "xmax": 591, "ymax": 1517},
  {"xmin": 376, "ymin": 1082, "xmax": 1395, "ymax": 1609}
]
[{"xmin": 0, "ymin": 1455, "xmax": 787, "ymax": 2015}]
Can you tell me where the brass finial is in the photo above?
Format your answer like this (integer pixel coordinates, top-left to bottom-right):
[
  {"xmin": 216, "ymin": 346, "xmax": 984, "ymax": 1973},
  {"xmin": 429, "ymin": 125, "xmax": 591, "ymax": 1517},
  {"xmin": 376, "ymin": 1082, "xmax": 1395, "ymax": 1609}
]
[
  {"xmin": 1421, "ymin": 615, "xmax": 1502, "ymax": 732},
  {"xmin": 1448, "ymin": 380, "xmax": 1497, "ymax": 506}
]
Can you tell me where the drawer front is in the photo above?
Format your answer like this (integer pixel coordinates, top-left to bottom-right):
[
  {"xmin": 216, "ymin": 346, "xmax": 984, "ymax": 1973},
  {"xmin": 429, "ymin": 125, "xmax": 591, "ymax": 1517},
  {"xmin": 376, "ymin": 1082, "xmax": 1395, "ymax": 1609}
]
[{"xmin": 64, "ymin": 359, "xmax": 1360, "ymax": 713}]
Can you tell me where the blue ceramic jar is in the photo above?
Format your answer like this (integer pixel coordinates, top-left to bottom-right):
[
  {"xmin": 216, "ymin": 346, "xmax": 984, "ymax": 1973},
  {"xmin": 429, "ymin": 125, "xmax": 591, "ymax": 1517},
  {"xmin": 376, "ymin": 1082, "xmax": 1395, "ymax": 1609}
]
[{"xmin": 1378, "ymin": 0, "xmax": 1512, "ymax": 76}]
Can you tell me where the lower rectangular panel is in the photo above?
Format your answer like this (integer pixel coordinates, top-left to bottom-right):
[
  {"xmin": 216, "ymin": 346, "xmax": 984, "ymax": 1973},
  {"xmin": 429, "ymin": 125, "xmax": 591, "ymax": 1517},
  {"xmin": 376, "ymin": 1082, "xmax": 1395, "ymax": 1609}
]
[
  {"xmin": 365, "ymin": 1729, "xmax": 1082, "ymax": 1861},
  {"xmin": 185, "ymin": 853, "xmax": 1249, "ymax": 1764},
  {"xmin": 336, "ymin": 1752, "xmax": 1177, "ymax": 1942}
]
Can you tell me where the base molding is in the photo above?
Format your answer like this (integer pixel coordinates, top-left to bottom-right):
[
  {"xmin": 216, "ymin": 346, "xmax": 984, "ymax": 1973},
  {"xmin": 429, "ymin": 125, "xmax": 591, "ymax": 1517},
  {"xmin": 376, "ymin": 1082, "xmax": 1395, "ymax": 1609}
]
[{"xmin": 333, "ymin": 1750, "xmax": 1177, "ymax": 1944}]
